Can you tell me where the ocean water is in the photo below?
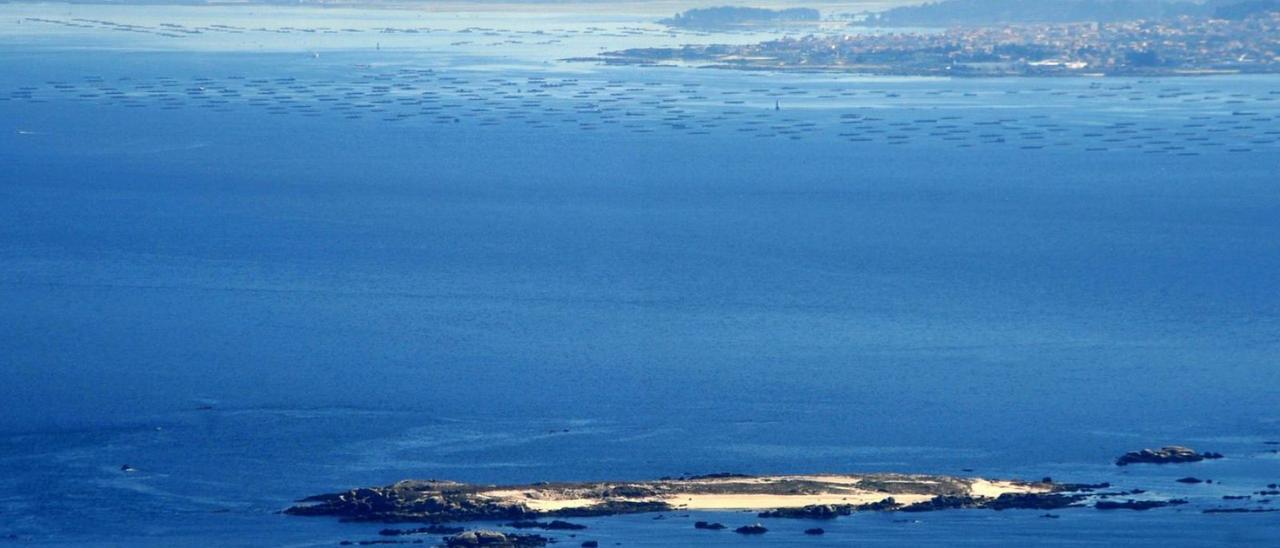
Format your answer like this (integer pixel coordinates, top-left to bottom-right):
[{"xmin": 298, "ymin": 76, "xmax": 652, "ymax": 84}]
[{"xmin": 1, "ymin": 4, "xmax": 1279, "ymax": 546}]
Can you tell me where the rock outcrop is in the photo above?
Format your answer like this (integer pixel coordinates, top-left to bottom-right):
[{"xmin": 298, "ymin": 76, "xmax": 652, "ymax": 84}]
[
  {"xmin": 1115, "ymin": 446, "xmax": 1223, "ymax": 466},
  {"xmin": 900, "ymin": 495, "xmax": 983, "ymax": 512},
  {"xmin": 756, "ymin": 497, "xmax": 904, "ymax": 518},
  {"xmin": 982, "ymin": 493, "xmax": 1087, "ymax": 511},
  {"xmin": 379, "ymin": 525, "xmax": 464, "ymax": 536},
  {"xmin": 444, "ymin": 530, "xmax": 549, "ymax": 547},
  {"xmin": 757, "ymin": 504, "xmax": 855, "ymax": 519}
]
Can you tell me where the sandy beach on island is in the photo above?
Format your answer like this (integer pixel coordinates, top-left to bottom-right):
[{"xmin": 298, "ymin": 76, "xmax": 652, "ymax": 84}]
[{"xmin": 479, "ymin": 474, "xmax": 1051, "ymax": 513}]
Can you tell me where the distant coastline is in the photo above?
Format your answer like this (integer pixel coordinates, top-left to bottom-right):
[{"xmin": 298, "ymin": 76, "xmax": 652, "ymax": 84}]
[
  {"xmin": 0, "ymin": 0, "xmax": 721, "ymax": 14},
  {"xmin": 658, "ymin": 6, "xmax": 823, "ymax": 30},
  {"xmin": 576, "ymin": 11, "xmax": 1280, "ymax": 77},
  {"xmin": 855, "ymin": 0, "xmax": 1216, "ymax": 27}
]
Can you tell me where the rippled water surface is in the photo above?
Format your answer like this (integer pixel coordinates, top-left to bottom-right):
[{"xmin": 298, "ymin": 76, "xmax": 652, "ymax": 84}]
[{"xmin": 1, "ymin": 4, "xmax": 1278, "ymax": 546}]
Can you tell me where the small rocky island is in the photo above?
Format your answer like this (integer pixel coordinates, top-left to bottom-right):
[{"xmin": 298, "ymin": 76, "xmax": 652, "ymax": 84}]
[
  {"xmin": 1116, "ymin": 446, "xmax": 1225, "ymax": 466},
  {"xmin": 287, "ymin": 472, "xmax": 1090, "ymax": 523},
  {"xmin": 288, "ymin": 446, "xmax": 1271, "ymax": 545}
]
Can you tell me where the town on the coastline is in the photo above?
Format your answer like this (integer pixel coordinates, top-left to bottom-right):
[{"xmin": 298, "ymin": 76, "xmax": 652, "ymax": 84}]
[{"xmin": 594, "ymin": 9, "xmax": 1280, "ymax": 76}]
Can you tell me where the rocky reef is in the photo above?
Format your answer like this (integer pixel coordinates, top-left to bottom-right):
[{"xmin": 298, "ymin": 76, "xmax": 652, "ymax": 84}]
[
  {"xmin": 1115, "ymin": 446, "xmax": 1225, "ymax": 466},
  {"xmin": 1095, "ymin": 499, "xmax": 1189, "ymax": 511}
]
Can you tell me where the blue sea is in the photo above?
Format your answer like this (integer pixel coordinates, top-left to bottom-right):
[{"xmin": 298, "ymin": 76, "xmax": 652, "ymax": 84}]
[{"xmin": 1, "ymin": 4, "xmax": 1278, "ymax": 546}]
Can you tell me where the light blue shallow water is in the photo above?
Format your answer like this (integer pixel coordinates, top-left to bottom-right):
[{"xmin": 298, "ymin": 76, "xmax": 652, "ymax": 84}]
[{"xmin": 1, "ymin": 5, "xmax": 1279, "ymax": 546}]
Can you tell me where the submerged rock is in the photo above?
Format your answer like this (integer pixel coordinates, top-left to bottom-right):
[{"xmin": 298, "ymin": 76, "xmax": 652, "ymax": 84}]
[
  {"xmin": 1203, "ymin": 508, "xmax": 1280, "ymax": 514},
  {"xmin": 1094, "ymin": 499, "xmax": 1189, "ymax": 511},
  {"xmin": 734, "ymin": 523, "xmax": 768, "ymax": 535},
  {"xmin": 1056, "ymin": 482, "xmax": 1110, "ymax": 492},
  {"xmin": 1094, "ymin": 489, "xmax": 1147, "ymax": 499},
  {"xmin": 693, "ymin": 521, "xmax": 726, "ymax": 530},
  {"xmin": 379, "ymin": 525, "xmax": 464, "ymax": 536},
  {"xmin": 506, "ymin": 520, "xmax": 586, "ymax": 530},
  {"xmin": 803, "ymin": 528, "xmax": 825, "ymax": 535},
  {"xmin": 1115, "ymin": 446, "xmax": 1223, "ymax": 466},
  {"xmin": 343, "ymin": 540, "xmax": 417, "ymax": 546}
]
